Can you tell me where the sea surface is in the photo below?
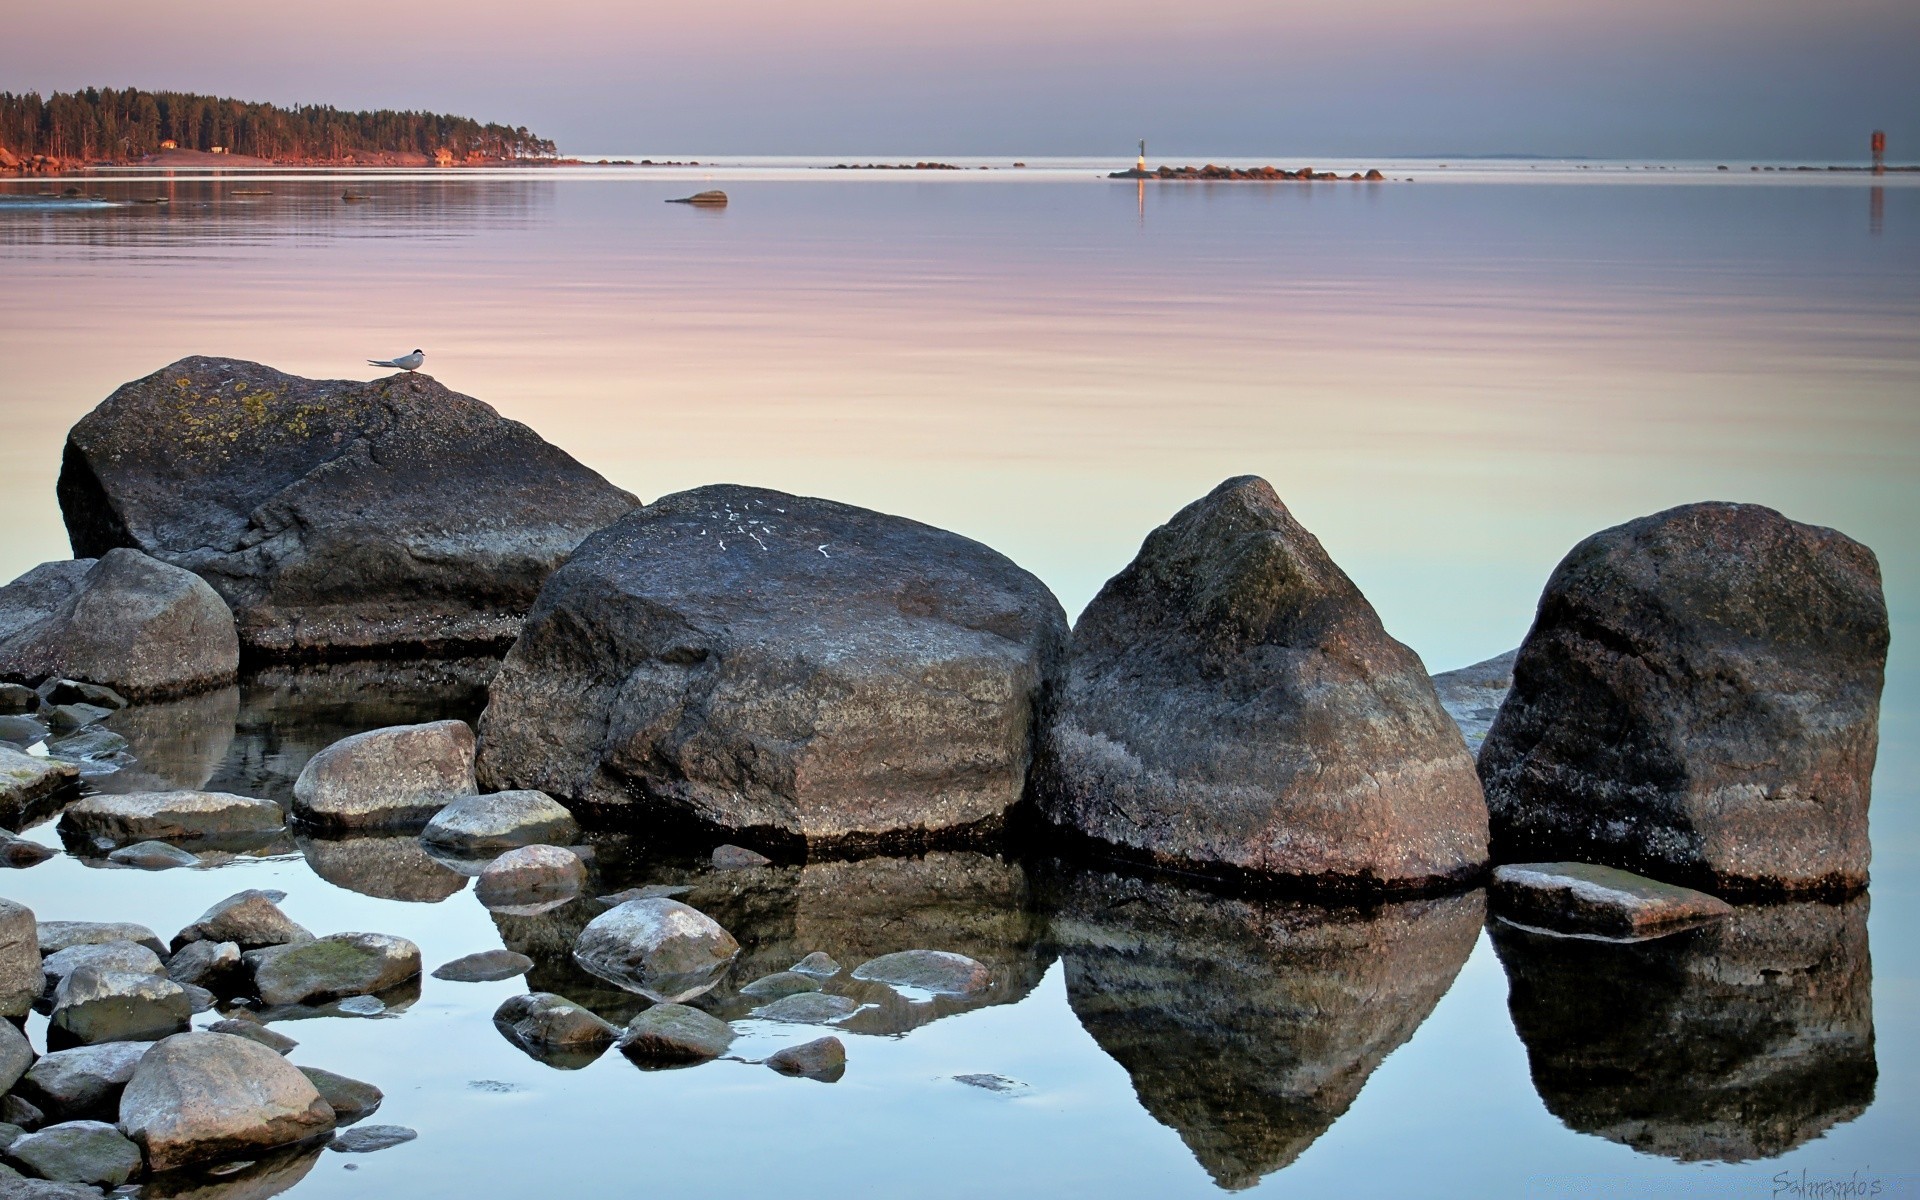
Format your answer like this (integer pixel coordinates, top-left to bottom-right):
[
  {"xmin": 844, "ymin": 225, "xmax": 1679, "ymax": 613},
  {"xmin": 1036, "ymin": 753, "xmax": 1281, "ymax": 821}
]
[{"xmin": 0, "ymin": 159, "xmax": 1916, "ymax": 1198}]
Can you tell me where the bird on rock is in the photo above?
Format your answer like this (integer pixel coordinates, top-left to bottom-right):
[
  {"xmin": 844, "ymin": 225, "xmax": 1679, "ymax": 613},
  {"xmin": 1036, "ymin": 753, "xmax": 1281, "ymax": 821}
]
[{"xmin": 368, "ymin": 349, "xmax": 425, "ymax": 371}]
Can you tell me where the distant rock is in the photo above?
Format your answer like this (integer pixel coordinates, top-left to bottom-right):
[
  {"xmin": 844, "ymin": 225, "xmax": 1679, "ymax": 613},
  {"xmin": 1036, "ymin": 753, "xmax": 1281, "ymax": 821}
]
[
  {"xmin": 850, "ymin": 950, "xmax": 990, "ymax": 997},
  {"xmin": 617, "ymin": 1003, "xmax": 735, "ymax": 1064},
  {"xmin": 328, "ymin": 1123, "xmax": 415, "ymax": 1153},
  {"xmin": 419, "ymin": 790, "xmax": 577, "ymax": 854},
  {"xmin": 37, "ymin": 682, "xmax": 124, "ymax": 711},
  {"xmin": 296, "ymin": 1067, "xmax": 381, "ymax": 1125},
  {"xmin": 0, "ymin": 747, "xmax": 77, "ymax": 826},
  {"xmin": 1035, "ymin": 477, "xmax": 1488, "ymax": 891},
  {"xmin": 1430, "ymin": 649, "xmax": 1517, "ymax": 757},
  {"xmin": 117, "ymin": 1031, "xmax": 336, "ymax": 1173},
  {"xmin": 431, "ymin": 949, "xmax": 533, "ymax": 983},
  {"xmin": 14, "ymin": 1043, "xmax": 150, "ymax": 1122},
  {"xmin": 0, "ymin": 899, "xmax": 39, "ymax": 1018},
  {"xmin": 37, "ymin": 922, "xmax": 165, "ymax": 960},
  {"xmin": 764, "ymin": 1036, "xmax": 845, "ymax": 1081},
  {"xmin": 292, "ymin": 721, "xmax": 476, "ymax": 830},
  {"xmin": 246, "ymin": 933, "xmax": 421, "ymax": 1006},
  {"xmin": 104, "ymin": 841, "xmax": 201, "ymax": 869},
  {"xmin": 206, "ymin": 1019, "xmax": 297, "ymax": 1054},
  {"xmin": 475, "ymin": 845, "xmax": 586, "ymax": 909},
  {"xmin": 58, "ymin": 357, "xmax": 639, "ymax": 660},
  {"xmin": 58, "ymin": 790, "xmax": 284, "ymax": 851},
  {"xmin": 1479, "ymin": 503, "xmax": 1888, "ymax": 896},
  {"xmin": 787, "ymin": 952, "xmax": 841, "ymax": 979},
  {"xmin": 571, "ymin": 898, "xmax": 740, "ymax": 1003},
  {"xmin": 0, "ymin": 550, "xmax": 238, "ymax": 701},
  {"xmin": 172, "ymin": 891, "xmax": 311, "ymax": 953},
  {"xmin": 665, "ymin": 190, "xmax": 727, "ymax": 206},
  {"xmin": 477, "ymin": 484, "xmax": 1069, "ymax": 846},
  {"xmin": 1491, "ymin": 863, "xmax": 1734, "ymax": 938},
  {"xmin": 1, "ymin": 1120, "xmax": 141, "ymax": 1187},
  {"xmin": 49, "ymin": 966, "xmax": 192, "ymax": 1045}
]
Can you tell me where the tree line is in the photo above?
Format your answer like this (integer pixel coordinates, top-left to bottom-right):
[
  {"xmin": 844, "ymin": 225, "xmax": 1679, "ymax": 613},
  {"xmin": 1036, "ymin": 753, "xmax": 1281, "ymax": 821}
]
[{"xmin": 0, "ymin": 87, "xmax": 557, "ymax": 162}]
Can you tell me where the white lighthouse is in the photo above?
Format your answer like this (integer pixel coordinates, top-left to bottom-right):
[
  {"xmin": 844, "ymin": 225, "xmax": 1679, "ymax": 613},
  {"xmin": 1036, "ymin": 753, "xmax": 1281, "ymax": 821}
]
[{"xmin": 1137, "ymin": 139, "xmax": 1147, "ymax": 172}]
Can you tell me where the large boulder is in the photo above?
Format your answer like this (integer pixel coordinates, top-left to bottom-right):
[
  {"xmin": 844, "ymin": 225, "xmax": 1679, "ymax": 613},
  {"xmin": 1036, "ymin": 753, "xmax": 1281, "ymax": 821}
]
[
  {"xmin": 1479, "ymin": 503, "xmax": 1888, "ymax": 897},
  {"xmin": 291, "ymin": 721, "xmax": 476, "ymax": 830},
  {"xmin": 57, "ymin": 790, "xmax": 284, "ymax": 852},
  {"xmin": 572, "ymin": 898, "xmax": 740, "ymax": 1003},
  {"xmin": 0, "ymin": 898, "xmax": 39, "ymax": 1018},
  {"xmin": 475, "ymin": 484, "xmax": 1069, "ymax": 845},
  {"xmin": 420, "ymin": 790, "xmax": 577, "ymax": 854},
  {"xmin": 1034, "ymin": 477, "xmax": 1488, "ymax": 891},
  {"xmin": 57, "ymin": 358, "xmax": 637, "ymax": 660},
  {"xmin": 116, "ymin": 1032, "xmax": 335, "ymax": 1172},
  {"xmin": 0, "ymin": 551, "xmax": 238, "ymax": 702}
]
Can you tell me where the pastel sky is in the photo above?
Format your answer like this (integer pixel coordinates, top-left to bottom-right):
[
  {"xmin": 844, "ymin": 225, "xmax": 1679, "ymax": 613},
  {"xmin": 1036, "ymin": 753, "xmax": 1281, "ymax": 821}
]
[{"xmin": 5, "ymin": 0, "xmax": 1916, "ymax": 158}]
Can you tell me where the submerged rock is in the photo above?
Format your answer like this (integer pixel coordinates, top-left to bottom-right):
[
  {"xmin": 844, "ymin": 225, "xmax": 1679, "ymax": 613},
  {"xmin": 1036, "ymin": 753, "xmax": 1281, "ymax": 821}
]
[
  {"xmin": 105, "ymin": 841, "xmax": 202, "ymax": 869},
  {"xmin": 1480, "ymin": 503, "xmax": 1888, "ymax": 896},
  {"xmin": 765, "ymin": 1036, "xmax": 845, "ymax": 1081},
  {"xmin": 15, "ymin": 1043, "xmax": 150, "ymax": 1122},
  {"xmin": 0, "ymin": 836, "xmax": 54, "ymax": 870},
  {"xmin": 328, "ymin": 1123, "xmax": 415, "ymax": 1153},
  {"xmin": 2, "ymin": 1120, "xmax": 141, "ymax": 1187},
  {"xmin": 172, "ymin": 892, "xmax": 311, "ymax": 953},
  {"xmin": 117, "ymin": 1032, "xmax": 336, "ymax": 1173},
  {"xmin": 59, "ymin": 791, "xmax": 284, "ymax": 852},
  {"xmin": 296, "ymin": 1068, "xmax": 380, "ymax": 1125},
  {"xmin": 474, "ymin": 845, "xmax": 586, "ymax": 909},
  {"xmin": 617, "ymin": 1003, "xmax": 734, "ymax": 1064},
  {"xmin": 787, "ymin": 952, "xmax": 841, "ymax": 979},
  {"xmin": 476, "ymin": 483, "xmax": 1069, "ymax": 845},
  {"xmin": 246, "ymin": 933, "xmax": 421, "ymax": 1006},
  {"xmin": 751, "ymin": 992, "xmax": 859, "ymax": 1025},
  {"xmin": 57, "ymin": 357, "xmax": 638, "ymax": 660},
  {"xmin": 0, "ymin": 551, "xmax": 239, "ymax": 703},
  {"xmin": 0, "ymin": 685, "xmax": 38, "ymax": 716},
  {"xmin": 49, "ymin": 966, "xmax": 192, "ymax": 1045},
  {"xmin": 291, "ymin": 720, "xmax": 477, "ymax": 831},
  {"xmin": 737, "ymin": 971, "xmax": 821, "ymax": 1000},
  {"xmin": 1046, "ymin": 866, "xmax": 1482, "ymax": 1189},
  {"xmin": 1492, "ymin": 862, "xmax": 1733, "ymax": 938},
  {"xmin": 0, "ymin": 747, "xmax": 78, "ymax": 826},
  {"xmin": 0, "ymin": 899, "xmax": 40, "ymax": 1018},
  {"xmin": 1035, "ymin": 477, "xmax": 1488, "ymax": 891},
  {"xmin": 571, "ymin": 899, "xmax": 740, "ymax": 1003},
  {"xmin": 431, "ymin": 950, "xmax": 532, "ymax": 983},
  {"xmin": 1430, "ymin": 648, "xmax": 1517, "ymax": 757},
  {"xmin": 1492, "ymin": 897, "xmax": 1876, "ymax": 1161},
  {"xmin": 850, "ymin": 950, "xmax": 990, "ymax": 997}
]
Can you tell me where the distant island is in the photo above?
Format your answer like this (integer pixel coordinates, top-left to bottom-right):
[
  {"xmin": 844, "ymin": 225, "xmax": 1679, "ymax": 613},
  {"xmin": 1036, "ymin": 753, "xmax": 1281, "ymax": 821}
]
[{"xmin": 0, "ymin": 86, "xmax": 559, "ymax": 172}]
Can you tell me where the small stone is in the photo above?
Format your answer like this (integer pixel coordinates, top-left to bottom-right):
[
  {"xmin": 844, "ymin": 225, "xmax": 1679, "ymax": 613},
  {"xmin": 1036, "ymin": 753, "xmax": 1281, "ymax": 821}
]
[
  {"xmin": 751, "ymin": 992, "xmax": 859, "ymax": 1025},
  {"xmin": 0, "ymin": 747, "xmax": 78, "ymax": 825},
  {"xmin": 0, "ymin": 899, "xmax": 38, "ymax": 1018},
  {"xmin": 419, "ymin": 791, "xmax": 578, "ymax": 854},
  {"xmin": 41, "ymin": 942, "xmax": 164, "ymax": 1000},
  {"xmin": 106, "ymin": 841, "xmax": 200, "ymax": 869},
  {"xmin": 165, "ymin": 940, "xmax": 241, "ymax": 992},
  {"xmin": 492, "ymin": 993, "xmax": 616, "ymax": 1051},
  {"xmin": 178, "ymin": 983, "xmax": 216, "ymax": 1013},
  {"xmin": 0, "ymin": 836, "xmax": 55, "ymax": 868},
  {"xmin": 61, "ymin": 791, "xmax": 285, "ymax": 851},
  {"xmin": 171, "ymin": 891, "xmax": 311, "ymax": 953},
  {"xmin": 2, "ymin": 1120, "xmax": 141, "ymax": 1186},
  {"xmin": 206, "ymin": 1020, "xmax": 297, "ymax": 1054},
  {"xmin": 0, "ymin": 1125, "xmax": 19, "ymax": 1151},
  {"xmin": 474, "ymin": 845, "xmax": 585, "ymax": 908},
  {"xmin": 1490, "ymin": 863, "xmax": 1736, "ymax": 938},
  {"xmin": 617, "ymin": 1004, "xmax": 734, "ymax": 1064},
  {"xmin": 711, "ymin": 844, "xmax": 771, "ymax": 870},
  {"xmin": 14, "ymin": 1043, "xmax": 149, "ymax": 1122},
  {"xmin": 0, "ymin": 1176, "xmax": 101, "ymax": 1198},
  {"xmin": 0, "ymin": 1097, "xmax": 42, "ymax": 1132},
  {"xmin": 738, "ymin": 971, "xmax": 821, "ymax": 1000},
  {"xmin": 0, "ymin": 685, "xmax": 39, "ymax": 715},
  {"xmin": 246, "ymin": 933, "xmax": 421, "ymax": 1007},
  {"xmin": 0, "ymin": 1021, "xmax": 32, "ymax": 1094},
  {"xmin": 328, "ymin": 1124, "xmax": 415, "ymax": 1153},
  {"xmin": 296, "ymin": 1068, "xmax": 381, "ymax": 1124},
  {"xmin": 850, "ymin": 950, "xmax": 991, "ymax": 997},
  {"xmin": 431, "ymin": 950, "xmax": 533, "ymax": 983},
  {"xmin": 44, "ymin": 705, "xmax": 111, "ymax": 734},
  {"xmin": 46, "ymin": 729, "xmax": 127, "ymax": 763},
  {"xmin": 37, "ymin": 922, "xmax": 164, "ymax": 959},
  {"xmin": 334, "ymin": 996, "xmax": 386, "ymax": 1016},
  {"xmin": 38, "ymin": 683, "xmax": 125, "ymax": 711},
  {"xmin": 787, "ymin": 952, "xmax": 841, "ymax": 979},
  {"xmin": 954, "ymin": 1073, "xmax": 1027, "ymax": 1093},
  {"xmin": 765, "ymin": 1036, "xmax": 845, "ymax": 1081}
]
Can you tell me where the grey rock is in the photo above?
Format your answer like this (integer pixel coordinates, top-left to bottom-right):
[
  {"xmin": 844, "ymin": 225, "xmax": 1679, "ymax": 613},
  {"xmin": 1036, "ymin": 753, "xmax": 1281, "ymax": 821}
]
[
  {"xmin": 419, "ymin": 791, "xmax": 577, "ymax": 854},
  {"xmin": 0, "ymin": 1099, "xmax": 40, "ymax": 1133},
  {"xmin": 43, "ymin": 706, "xmax": 110, "ymax": 735},
  {"xmin": 954, "ymin": 1073, "xmax": 1026, "ymax": 1093},
  {"xmin": 0, "ymin": 899, "xmax": 39, "ymax": 1018},
  {"xmin": 751, "ymin": 992, "xmax": 859, "ymax": 1024},
  {"xmin": 597, "ymin": 885, "xmax": 690, "ymax": 904},
  {"xmin": 0, "ymin": 566, "xmax": 90, "ymax": 650},
  {"xmin": 50, "ymin": 966, "xmax": 192, "ymax": 1045},
  {"xmin": 42, "ymin": 943, "xmax": 164, "ymax": 1000},
  {"xmin": 764, "ymin": 1036, "xmax": 845, "ymax": 1081},
  {"xmin": 0, "ymin": 837, "xmax": 54, "ymax": 869},
  {"xmin": 246, "ymin": 933, "xmax": 421, "ymax": 1007},
  {"xmin": 15, "ymin": 1042, "xmax": 150, "ymax": 1121},
  {"xmin": 474, "ymin": 845, "xmax": 585, "ymax": 908},
  {"xmin": 290, "ymin": 721, "xmax": 476, "ymax": 831},
  {"xmin": 117, "ymin": 1031, "xmax": 336, "ymax": 1173},
  {"xmin": 0, "ymin": 1126, "xmax": 18, "ymax": 1152},
  {"xmin": 58, "ymin": 357, "xmax": 638, "ymax": 660},
  {"xmin": 0, "ymin": 749, "xmax": 77, "ymax": 827},
  {"xmin": 333, "ymin": 995, "xmax": 388, "ymax": 1017},
  {"xmin": 45, "ymin": 729, "xmax": 126, "ymax": 765},
  {"xmin": 787, "ymin": 952, "xmax": 841, "ymax": 979},
  {"xmin": 0, "ymin": 717, "xmax": 46, "ymax": 747},
  {"xmin": 0, "ymin": 686, "xmax": 37, "ymax": 716},
  {"xmin": 104, "ymin": 841, "xmax": 200, "ymax": 869},
  {"xmin": 711, "ymin": 844, "xmax": 771, "ymax": 870},
  {"xmin": 0, "ymin": 1177, "xmax": 102, "ymax": 1198},
  {"xmin": 617, "ymin": 1003, "xmax": 734, "ymax": 1064},
  {"xmin": 205, "ymin": 1020, "xmax": 296, "ymax": 1054},
  {"xmin": 475, "ymin": 483, "xmax": 1070, "ymax": 845},
  {"xmin": 492, "ymin": 993, "xmax": 616, "ymax": 1066},
  {"xmin": 737, "ymin": 971, "xmax": 821, "ymax": 1000},
  {"xmin": 430, "ymin": 950, "xmax": 532, "ymax": 983},
  {"xmin": 60, "ymin": 792, "xmax": 284, "ymax": 852},
  {"xmin": 1480, "ymin": 502, "xmax": 1888, "ymax": 897},
  {"xmin": 571, "ymin": 899, "xmax": 740, "ymax": 1003},
  {"xmin": 2, "ymin": 1120, "xmax": 140, "ymax": 1186},
  {"xmin": 1431, "ymin": 649, "xmax": 1517, "ymax": 757},
  {"xmin": 178, "ymin": 984, "xmax": 216, "ymax": 1014},
  {"xmin": 171, "ymin": 892, "xmax": 311, "ymax": 953},
  {"xmin": 1035, "ymin": 477, "xmax": 1489, "ymax": 891},
  {"xmin": 327, "ymin": 1124, "xmax": 414, "ymax": 1153},
  {"xmin": 37, "ymin": 924, "xmax": 164, "ymax": 960},
  {"xmin": 850, "ymin": 950, "xmax": 991, "ymax": 997},
  {"xmin": 164, "ymin": 941, "xmax": 241, "ymax": 993},
  {"xmin": 0, "ymin": 1020, "xmax": 33, "ymax": 1093},
  {"xmin": 0, "ymin": 551, "xmax": 239, "ymax": 702},
  {"xmin": 295, "ymin": 1068, "xmax": 380, "ymax": 1125},
  {"xmin": 1492, "ymin": 863, "xmax": 1734, "ymax": 938},
  {"xmin": 296, "ymin": 833, "xmax": 467, "ymax": 904}
]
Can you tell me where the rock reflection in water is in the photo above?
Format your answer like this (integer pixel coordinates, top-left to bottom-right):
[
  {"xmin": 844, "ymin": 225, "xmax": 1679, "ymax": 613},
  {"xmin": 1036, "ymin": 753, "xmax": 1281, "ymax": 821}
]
[
  {"xmin": 1492, "ymin": 897, "xmax": 1875, "ymax": 1162},
  {"xmin": 89, "ymin": 685, "xmax": 240, "ymax": 794},
  {"xmin": 297, "ymin": 833, "xmax": 468, "ymax": 903},
  {"xmin": 138, "ymin": 1140, "xmax": 325, "ymax": 1200},
  {"xmin": 1046, "ymin": 868, "xmax": 1483, "ymax": 1191}
]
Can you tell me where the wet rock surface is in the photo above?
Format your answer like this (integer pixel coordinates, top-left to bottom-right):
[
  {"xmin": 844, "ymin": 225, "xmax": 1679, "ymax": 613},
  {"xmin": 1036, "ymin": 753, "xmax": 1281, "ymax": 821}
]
[
  {"xmin": 1035, "ymin": 477, "xmax": 1488, "ymax": 891},
  {"xmin": 118, "ymin": 1031, "xmax": 336, "ymax": 1173},
  {"xmin": 206, "ymin": 1020, "xmax": 297, "ymax": 1054},
  {"xmin": 1479, "ymin": 503, "xmax": 1888, "ymax": 896},
  {"xmin": 571, "ymin": 898, "xmax": 740, "ymax": 1003},
  {"xmin": 431, "ymin": 950, "xmax": 532, "ymax": 983},
  {"xmin": 105, "ymin": 841, "xmax": 202, "ymax": 869},
  {"xmin": 475, "ymin": 845, "xmax": 586, "ymax": 909},
  {"xmin": 295, "ymin": 1068, "xmax": 380, "ymax": 1125},
  {"xmin": 57, "ymin": 357, "xmax": 638, "ymax": 660},
  {"xmin": 751, "ymin": 992, "xmax": 858, "ymax": 1024},
  {"xmin": 164, "ymin": 941, "xmax": 241, "ymax": 993},
  {"xmin": 2, "ymin": 1120, "xmax": 141, "ymax": 1186},
  {"xmin": 39, "ymin": 922, "xmax": 166, "ymax": 960},
  {"xmin": 328, "ymin": 1123, "xmax": 415, "ymax": 1153},
  {"xmin": 850, "ymin": 950, "xmax": 990, "ymax": 996},
  {"xmin": 246, "ymin": 933, "xmax": 421, "ymax": 1006},
  {"xmin": 291, "ymin": 720, "xmax": 477, "ymax": 831},
  {"xmin": 420, "ymin": 791, "xmax": 577, "ymax": 854},
  {"xmin": 617, "ymin": 1003, "xmax": 735, "ymax": 1064},
  {"xmin": 58, "ymin": 791, "xmax": 284, "ymax": 852},
  {"xmin": 1045, "ymin": 865, "xmax": 1483, "ymax": 1189},
  {"xmin": 0, "ymin": 551, "xmax": 239, "ymax": 702},
  {"xmin": 765, "ymin": 1036, "xmax": 845, "ymax": 1081},
  {"xmin": 0, "ymin": 749, "xmax": 77, "ymax": 828},
  {"xmin": 296, "ymin": 833, "xmax": 468, "ymax": 904},
  {"xmin": 1492, "ymin": 897, "xmax": 1876, "ymax": 1161},
  {"xmin": 1491, "ymin": 863, "xmax": 1733, "ymax": 937},
  {"xmin": 476, "ymin": 483, "xmax": 1070, "ymax": 846},
  {"xmin": 48, "ymin": 966, "xmax": 192, "ymax": 1046},
  {"xmin": 492, "ymin": 993, "xmax": 617, "ymax": 1068},
  {"xmin": 40, "ymin": 942, "xmax": 165, "ymax": 1000}
]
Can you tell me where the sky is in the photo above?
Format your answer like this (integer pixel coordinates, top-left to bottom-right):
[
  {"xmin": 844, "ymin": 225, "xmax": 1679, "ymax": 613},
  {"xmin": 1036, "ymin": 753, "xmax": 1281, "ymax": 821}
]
[{"xmin": 4, "ymin": 0, "xmax": 1917, "ymax": 160}]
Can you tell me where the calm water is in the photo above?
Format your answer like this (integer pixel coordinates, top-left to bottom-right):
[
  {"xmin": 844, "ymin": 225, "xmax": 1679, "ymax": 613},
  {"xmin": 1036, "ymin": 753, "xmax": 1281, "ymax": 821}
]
[{"xmin": 0, "ymin": 161, "xmax": 1916, "ymax": 1198}]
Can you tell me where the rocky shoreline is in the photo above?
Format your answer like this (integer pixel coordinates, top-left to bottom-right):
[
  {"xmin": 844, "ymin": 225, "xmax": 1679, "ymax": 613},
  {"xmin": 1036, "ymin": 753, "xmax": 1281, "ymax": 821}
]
[{"xmin": 1111, "ymin": 164, "xmax": 1389, "ymax": 181}]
